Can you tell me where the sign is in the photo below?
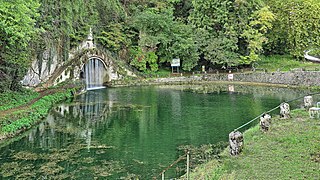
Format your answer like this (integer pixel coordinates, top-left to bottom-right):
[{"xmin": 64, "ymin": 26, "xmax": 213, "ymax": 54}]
[
  {"xmin": 228, "ymin": 73, "xmax": 234, "ymax": 81},
  {"xmin": 171, "ymin": 58, "xmax": 180, "ymax": 67}
]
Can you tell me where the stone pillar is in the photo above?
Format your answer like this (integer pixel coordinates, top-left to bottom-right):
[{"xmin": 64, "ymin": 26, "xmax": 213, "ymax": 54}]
[
  {"xmin": 229, "ymin": 131, "xmax": 243, "ymax": 156},
  {"xmin": 304, "ymin": 96, "xmax": 313, "ymax": 110},
  {"xmin": 260, "ymin": 113, "xmax": 271, "ymax": 132},
  {"xmin": 280, "ymin": 103, "xmax": 290, "ymax": 119}
]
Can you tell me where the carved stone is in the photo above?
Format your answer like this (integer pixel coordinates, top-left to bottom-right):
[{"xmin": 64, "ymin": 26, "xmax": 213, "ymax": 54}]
[
  {"xmin": 280, "ymin": 103, "xmax": 290, "ymax": 119},
  {"xmin": 304, "ymin": 96, "xmax": 313, "ymax": 110},
  {"xmin": 229, "ymin": 131, "xmax": 243, "ymax": 156},
  {"xmin": 260, "ymin": 113, "xmax": 271, "ymax": 132}
]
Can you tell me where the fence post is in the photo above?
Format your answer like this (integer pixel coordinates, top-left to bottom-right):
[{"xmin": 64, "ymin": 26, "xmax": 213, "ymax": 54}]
[
  {"xmin": 260, "ymin": 114, "xmax": 271, "ymax": 132},
  {"xmin": 162, "ymin": 173, "xmax": 164, "ymax": 180},
  {"xmin": 280, "ymin": 102, "xmax": 290, "ymax": 119},
  {"xmin": 229, "ymin": 131, "xmax": 243, "ymax": 155},
  {"xmin": 304, "ymin": 96, "xmax": 313, "ymax": 110},
  {"xmin": 186, "ymin": 151, "xmax": 190, "ymax": 180}
]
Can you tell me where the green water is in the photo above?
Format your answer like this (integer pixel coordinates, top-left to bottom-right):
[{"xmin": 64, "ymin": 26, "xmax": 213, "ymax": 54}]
[{"xmin": 0, "ymin": 85, "xmax": 309, "ymax": 179}]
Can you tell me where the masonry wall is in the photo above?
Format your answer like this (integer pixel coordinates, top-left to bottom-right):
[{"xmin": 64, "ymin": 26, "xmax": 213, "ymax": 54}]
[
  {"xmin": 112, "ymin": 71, "xmax": 320, "ymax": 87},
  {"xmin": 206, "ymin": 71, "xmax": 320, "ymax": 86}
]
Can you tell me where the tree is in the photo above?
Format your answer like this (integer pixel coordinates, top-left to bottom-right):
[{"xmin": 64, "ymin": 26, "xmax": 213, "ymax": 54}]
[
  {"xmin": 240, "ymin": 6, "xmax": 275, "ymax": 64},
  {"xmin": 265, "ymin": 0, "xmax": 320, "ymax": 58},
  {"xmin": 190, "ymin": 0, "xmax": 274, "ymax": 66},
  {"xmin": 131, "ymin": 7, "xmax": 198, "ymax": 71},
  {"xmin": 0, "ymin": 0, "xmax": 40, "ymax": 91}
]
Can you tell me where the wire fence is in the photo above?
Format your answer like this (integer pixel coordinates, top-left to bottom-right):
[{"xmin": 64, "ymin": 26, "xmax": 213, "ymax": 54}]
[{"xmin": 233, "ymin": 92, "xmax": 320, "ymax": 132}]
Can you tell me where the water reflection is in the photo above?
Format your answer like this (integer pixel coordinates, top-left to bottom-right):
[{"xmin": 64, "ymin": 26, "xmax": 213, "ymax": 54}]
[
  {"xmin": 228, "ymin": 85, "xmax": 235, "ymax": 92},
  {"xmin": 0, "ymin": 85, "xmax": 315, "ymax": 179}
]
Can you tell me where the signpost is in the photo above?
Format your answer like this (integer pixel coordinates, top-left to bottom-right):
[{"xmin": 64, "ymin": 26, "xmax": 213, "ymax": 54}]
[{"xmin": 171, "ymin": 58, "xmax": 180, "ymax": 73}]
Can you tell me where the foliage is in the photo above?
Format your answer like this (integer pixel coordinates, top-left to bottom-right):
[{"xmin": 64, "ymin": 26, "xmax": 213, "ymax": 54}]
[
  {"xmin": 0, "ymin": 90, "xmax": 73, "ymax": 134},
  {"xmin": 97, "ymin": 23, "xmax": 129, "ymax": 52},
  {"xmin": 189, "ymin": 0, "xmax": 273, "ymax": 66},
  {"xmin": 1, "ymin": 0, "xmax": 320, "ymax": 85},
  {"xmin": 0, "ymin": 90, "xmax": 39, "ymax": 111},
  {"xmin": 0, "ymin": 0, "xmax": 40, "ymax": 92},
  {"xmin": 308, "ymin": 49, "xmax": 320, "ymax": 58},
  {"xmin": 129, "ymin": 46, "xmax": 158, "ymax": 72},
  {"xmin": 131, "ymin": 7, "xmax": 198, "ymax": 71},
  {"xmin": 240, "ymin": 6, "xmax": 275, "ymax": 64},
  {"xmin": 265, "ymin": 0, "xmax": 320, "ymax": 58}
]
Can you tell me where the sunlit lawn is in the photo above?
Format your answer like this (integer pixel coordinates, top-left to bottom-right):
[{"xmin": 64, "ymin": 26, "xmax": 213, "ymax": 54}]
[{"xmin": 258, "ymin": 55, "xmax": 320, "ymax": 72}]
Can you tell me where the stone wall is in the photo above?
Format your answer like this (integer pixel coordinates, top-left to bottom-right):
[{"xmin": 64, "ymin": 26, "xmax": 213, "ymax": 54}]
[
  {"xmin": 219, "ymin": 71, "xmax": 320, "ymax": 86},
  {"xmin": 112, "ymin": 71, "xmax": 320, "ymax": 87}
]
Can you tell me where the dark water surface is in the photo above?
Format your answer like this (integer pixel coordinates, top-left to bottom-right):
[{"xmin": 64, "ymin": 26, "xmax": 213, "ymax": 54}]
[{"xmin": 0, "ymin": 85, "xmax": 311, "ymax": 179}]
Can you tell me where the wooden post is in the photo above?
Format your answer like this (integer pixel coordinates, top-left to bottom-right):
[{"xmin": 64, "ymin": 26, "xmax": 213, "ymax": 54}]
[
  {"xmin": 304, "ymin": 96, "xmax": 313, "ymax": 110},
  {"xmin": 186, "ymin": 151, "xmax": 190, "ymax": 180},
  {"xmin": 229, "ymin": 131, "xmax": 243, "ymax": 156},
  {"xmin": 260, "ymin": 113, "xmax": 271, "ymax": 132},
  {"xmin": 280, "ymin": 103, "xmax": 290, "ymax": 119}
]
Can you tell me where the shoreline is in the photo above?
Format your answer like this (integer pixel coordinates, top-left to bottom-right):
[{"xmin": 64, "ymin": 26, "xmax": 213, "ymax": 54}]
[
  {"xmin": 1, "ymin": 76, "xmax": 319, "ymax": 142},
  {"xmin": 110, "ymin": 71, "xmax": 320, "ymax": 90},
  {"xmin": 0, "ymin": 78, "xmax": 319, "ymax": 179}
]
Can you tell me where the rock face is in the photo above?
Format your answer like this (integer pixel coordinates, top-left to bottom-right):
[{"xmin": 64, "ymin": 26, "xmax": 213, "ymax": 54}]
[
  {"xmin": 22, "ymin": 47, "xmax": 60, "ymax": 87},
  {"xmin": 229, "ymin": 131, "xmax": 243, "ymax": 156},
  {"xmin": 22, "ymin": 30, "xmax": 136, "ymax": 88},
  {"xmin": 260, "ymin": 113, "xmax": 271, "ymax": 132},
  {"xmin": 280, "ymin": 103, "xmax": 291, "ymax": 119}
]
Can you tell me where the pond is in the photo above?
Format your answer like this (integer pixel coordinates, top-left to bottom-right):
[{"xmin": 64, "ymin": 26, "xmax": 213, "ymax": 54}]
[{"xmin": 0, "ymin": 85, "xmax": 312, "ymax": 179}]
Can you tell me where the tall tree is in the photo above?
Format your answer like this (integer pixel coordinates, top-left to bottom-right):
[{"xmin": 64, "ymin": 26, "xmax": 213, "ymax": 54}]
[
  {"xmin": 265, "ymin": 0, "xmax": 320, "ymax": 58},
  {"xmin": 190, "ymin": 0, "xmax": 273, "ymax": 66},
  {"xmin": 240, "ymin": 6, "xmax": 275, "ymax": 63},
  {"xmin": 131, "ymin": 7, "xmax": 198, "ymax": 71}
]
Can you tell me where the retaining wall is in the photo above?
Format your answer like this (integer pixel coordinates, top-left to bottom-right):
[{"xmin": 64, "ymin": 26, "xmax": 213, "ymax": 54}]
[
  {"xmin": 206, "ymin": 71, "xmax": 320, "ymax": 86},
  {"xmin": 112, "ymin": 71, "xmax": 320, "ymax": 87}
]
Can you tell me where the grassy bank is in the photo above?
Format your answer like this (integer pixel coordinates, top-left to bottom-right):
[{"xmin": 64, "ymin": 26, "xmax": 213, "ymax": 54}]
[
  {"xmin": 189, "ymin": 109, "xmax": 320, "ymax": 179},
  {"xmin": 258, "ymin": 55, "xmax": 320, "ymax": 72},
  {"xmin": 0, "ymin": 90, "xmax": 39, "ymax": 111},
  {"xmin": 0, "ymin": 89, "xmax": 74, "ymax": 140}
]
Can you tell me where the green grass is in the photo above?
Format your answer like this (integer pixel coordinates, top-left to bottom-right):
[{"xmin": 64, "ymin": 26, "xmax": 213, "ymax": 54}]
[
  {"xmin": 0, "ymin": 90, "xmax": 73, "ymax": 136},
  {"xmin": 0, "ymin": 90, "xmax": 39, "ymax": 111},
  {"xmin": 258, "ymin": 55, "xmax": 320, "ymax": 72},
  {"xmin": 189, "ymin": 109, "xmax": 320, "ymax": 180},
  {"xmin": 138, "ymin": 68, "xmax": 172, "ymax": 78}
]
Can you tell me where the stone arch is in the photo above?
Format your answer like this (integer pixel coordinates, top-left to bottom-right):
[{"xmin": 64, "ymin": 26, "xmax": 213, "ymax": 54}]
[
  {"xmin": 81, "ymin": 56, "xmax": 108, "ymax": 71},
  {"xmin": 81, "ymin": 56, "xmax": 109, "ymax": 90}
]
